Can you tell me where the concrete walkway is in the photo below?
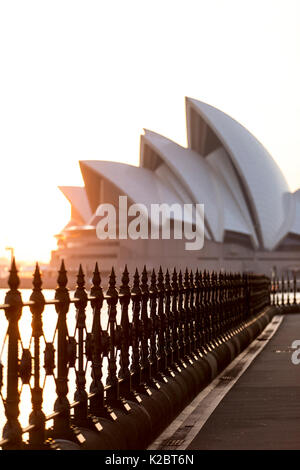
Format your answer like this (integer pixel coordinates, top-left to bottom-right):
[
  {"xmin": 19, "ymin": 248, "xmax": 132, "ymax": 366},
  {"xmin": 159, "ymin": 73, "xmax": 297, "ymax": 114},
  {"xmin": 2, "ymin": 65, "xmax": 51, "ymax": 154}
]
[{"xmin": 150, "ymin": 313, "xmax": 300, "ymax": 450}]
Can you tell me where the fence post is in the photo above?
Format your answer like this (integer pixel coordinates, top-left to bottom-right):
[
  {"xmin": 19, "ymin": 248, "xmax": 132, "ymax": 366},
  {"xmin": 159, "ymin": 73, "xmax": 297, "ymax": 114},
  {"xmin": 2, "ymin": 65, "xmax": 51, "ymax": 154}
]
[
  {"xmin": 29, "ymin": 263, "xmax": 46, "ymax": 449},
  {"xmin": 237, "ymin": 274, "xmax": 244, "ymax": 328},
  {"xmin": 119, "ymin": 265, "xmax": 131, "ymax": 393},
  {"xmin": 212, "ymin": 271, "xmax": 221, "ymax": 344},
  {"xmin": 2, "ymin": 259, "xmax": 23, "ymax": 449},
  {"xmin": 227, "ymin": 273, "xmax": 234, "ymax": 335},
  {"xmin": 89, "ymin": 263, "xmax": 107, "ymax": 418},
  {"xmin": 106, "ymin": 268, "xmax": 120, "ymax": 404},
  {"xmin": 193, "ymin": 270, "xmax": 201, "ymax": 354},
  {"xmin": 157, "ymin": 267, "xmax": 167, "ymax": 375},
  {"xmin": 287, "ymin": 272, "xmax": 290, "ymax": 305},
  {"xmin": 276, "ymin": 276, "xmax": 280, "ymax": 306},
  {"xmin": 232, "ymin": 274, "xmax": 239, "ymax": 333},
  {"xmin": 218, "ymin": 272, "xmax": 226, "ymax": 341},
  {"xmin": 149, "ymin": 269, "xmax": 159, "ymax": 377},
  {"xmin": 202, "ymin": 271, "xmax": 208, "ymax": 348},
  {"xmin": 198, "ymin": 271, "xmax": 208, "ymax": 352},
  {"xmin": 74, "ymin": 265, "xmax": 88, "ymax": 427},
  {"xmin": 53, "ymin": 260, "xmax": 72, "ymax": 440},
  {"xmin": 178, "ymin": 271, "xmax": 187, "ymax": 364},
  {"xmin": 293, "ymin": 272, "xmax": 297, "ymax": 305},
  {"xmin": 204, "ymin": 271, "xmax": 213, "ymax": 347},
  {"xmin": 271, "ymin": 274, "xmax": 276, "ymax": 306},
  {"xmin": 130, "ymin": 268, "xmax": 141, "ymax": 390},
  {"xmin": 210, "ymin": 272, "xmax": 217, "ymax": 344},
  {"xmin": 183, "ymin": 269, "xmax": 192, "ymax": 358},
  {"xmin": 140, "ymin": 266, "xmax": 151, "ymax": 384},
  {"xmin": 164, "ymin": 270, "xmax": 174, "ymax": 370},
  {"xmin": 171, "ymin": 269, "xmax": 180, "ymax": 369},
  {"xmin": 189, "ymin": 271, "xmax": 197, "ymax": 357}
]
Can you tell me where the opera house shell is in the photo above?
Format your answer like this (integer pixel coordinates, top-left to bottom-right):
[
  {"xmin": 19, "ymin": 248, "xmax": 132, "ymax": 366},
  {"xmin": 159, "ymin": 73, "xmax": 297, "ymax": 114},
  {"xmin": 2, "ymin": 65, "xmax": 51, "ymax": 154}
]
[{"xmin": 51, "ymin": 97, "xmax": 300, "ymax": 281}]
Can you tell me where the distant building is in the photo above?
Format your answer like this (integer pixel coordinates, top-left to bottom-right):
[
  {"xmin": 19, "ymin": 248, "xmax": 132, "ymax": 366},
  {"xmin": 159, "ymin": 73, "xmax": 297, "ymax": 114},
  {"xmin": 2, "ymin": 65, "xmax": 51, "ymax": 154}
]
[{"xmin": 51, "ymin": 98, "xmax": 300, "ymax": 280}]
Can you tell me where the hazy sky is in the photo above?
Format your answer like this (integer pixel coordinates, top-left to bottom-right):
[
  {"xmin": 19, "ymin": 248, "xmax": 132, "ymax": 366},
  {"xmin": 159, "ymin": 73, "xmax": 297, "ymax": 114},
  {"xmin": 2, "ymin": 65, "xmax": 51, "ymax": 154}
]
[{"xmin": 0, "ymin": 0, "xmax": 299, "ymax": 262}]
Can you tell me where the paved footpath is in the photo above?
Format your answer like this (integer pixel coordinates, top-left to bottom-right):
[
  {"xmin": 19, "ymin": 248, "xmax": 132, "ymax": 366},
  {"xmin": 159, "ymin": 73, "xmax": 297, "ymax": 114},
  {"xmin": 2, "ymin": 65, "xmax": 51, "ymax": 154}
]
[{"xmin": 149, "ymin": 313, "xmax": 300, "ymax": 450}]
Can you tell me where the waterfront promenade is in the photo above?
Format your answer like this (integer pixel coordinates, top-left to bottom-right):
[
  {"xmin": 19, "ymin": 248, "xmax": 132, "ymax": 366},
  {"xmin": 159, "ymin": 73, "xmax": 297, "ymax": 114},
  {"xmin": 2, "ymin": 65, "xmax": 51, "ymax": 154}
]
[{"xmin": 150, "ymin": 313, "xmax": 300, "ymax": 450}]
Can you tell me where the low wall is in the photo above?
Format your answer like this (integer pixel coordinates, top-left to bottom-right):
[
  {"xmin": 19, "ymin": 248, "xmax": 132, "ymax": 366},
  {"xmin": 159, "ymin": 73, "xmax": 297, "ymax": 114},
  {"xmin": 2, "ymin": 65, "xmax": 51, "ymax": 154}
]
[{"xmin": 50, "ymin": 305, "xmax": 278, "ymax": 450}]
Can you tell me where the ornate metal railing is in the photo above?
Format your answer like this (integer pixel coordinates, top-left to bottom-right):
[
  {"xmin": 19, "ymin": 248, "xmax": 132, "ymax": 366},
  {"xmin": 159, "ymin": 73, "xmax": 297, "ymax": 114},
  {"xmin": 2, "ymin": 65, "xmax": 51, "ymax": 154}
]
[
  {"xmin": 270, "ymin": 272, "xmax": 299, "ymax": 308},
  {"xmin": 0, "ymin": 259, "xmax": 272, "ymax": 449}
]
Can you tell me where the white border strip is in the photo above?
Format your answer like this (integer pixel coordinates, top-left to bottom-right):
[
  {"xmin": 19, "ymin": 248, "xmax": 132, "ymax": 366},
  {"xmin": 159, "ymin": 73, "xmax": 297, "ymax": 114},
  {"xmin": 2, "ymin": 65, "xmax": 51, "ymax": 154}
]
[{"xmin": 148, "ymin": 315, "xmax": 283, "ymax": 450}]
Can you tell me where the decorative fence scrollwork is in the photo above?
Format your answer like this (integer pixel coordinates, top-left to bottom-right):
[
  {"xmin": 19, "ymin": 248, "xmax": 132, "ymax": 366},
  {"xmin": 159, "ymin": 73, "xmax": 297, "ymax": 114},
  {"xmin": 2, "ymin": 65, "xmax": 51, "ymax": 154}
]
[{"xmin": 0, "ymin": 259, "xmax": 296, "ymax": 449}]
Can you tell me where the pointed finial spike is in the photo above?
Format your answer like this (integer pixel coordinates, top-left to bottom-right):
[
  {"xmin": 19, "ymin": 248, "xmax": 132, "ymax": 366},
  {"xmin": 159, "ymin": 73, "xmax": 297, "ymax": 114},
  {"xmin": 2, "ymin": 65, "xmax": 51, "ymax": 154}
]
[
  {"xmin": 109, "ymin": 266, "xmax": 116, "ymax": 286},
  {"xmin": 157, "ymin": 266, "xmax": 164, "ymax": 290},
  {"xmin": 33, "ymin": 262, "xmax": 42, "ymax": 290},
  {"xmin": 106, "ymin": 266, "xmax": 118, "ymax": 299},
  {"xmin": 165, "ymin": 269, "xmax": 170, "ymax": 288},
  {"xmin": 141, "ymin": 265, "xmax": 148, "ymax": 294},
  {"xmin": 76, "ymin": 264, "xmax": 85, "ymax": 288},
  {"xmin": 11, "ymin": 257, "xmax": 17, "ymax": 271},
  {"xmin": 150, "ymin": 268, "xmax": 157, "ymax": 292},
  {"xmin": 57, "ymin": 259, "xmax": 68, "ymax": 288},
  {"xmin": 120, "ymin": 265, "xmax": 130, "ymax": 295},
  {"xmin": 131, "ymin": 268, "xmax": 140, "ymax": 293},
  {"xmin": 92, "ymin": 262, "xmax": 101, "ymax": 288},
  {"xmin": 8, "ymin": 257, "xmax": 20, "ymax": 290},
  {"xmin": 121, "ymin": 265, "xmax": 129, "ymax": 285}
]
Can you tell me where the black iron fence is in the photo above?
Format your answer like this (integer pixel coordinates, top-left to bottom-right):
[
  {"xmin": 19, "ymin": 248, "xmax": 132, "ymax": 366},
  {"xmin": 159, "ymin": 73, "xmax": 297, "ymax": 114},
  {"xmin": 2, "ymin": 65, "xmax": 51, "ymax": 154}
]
[
  {"xmin": 0, "ymin": 259, "xmax": 283, "ymax": 449},
  {"xmin": 270, "ymin": 273, "xmax": 300, "ymax": 307}
]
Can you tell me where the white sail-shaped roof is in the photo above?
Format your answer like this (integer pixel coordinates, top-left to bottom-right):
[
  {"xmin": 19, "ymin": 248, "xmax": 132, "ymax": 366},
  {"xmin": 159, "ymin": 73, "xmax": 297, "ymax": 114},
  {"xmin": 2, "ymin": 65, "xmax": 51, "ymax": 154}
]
[
  {"xmin": 186, "ymin": 98, "xmax": 291, "ymax": 250},
  {"xmin": 141, "ymin": 130, "xmax": 222, "ymax": 241},
  {"xmin": 290, "ymin": 191, "xmax": 300, "ymax": 235},
  {"xmin": 80, "ymin": 160, "xmax": 184, "ymax": 211},
  {"xmin": 59, "ymin": 186, "xmax": 92, "ymax": 224},
  {"xmin": 79, "ymin": 160, "xmax": 206, "ymax": 231},
  {"xmin": 275, "ymin": 190, "xmax": 300, "ymax": 243},
  {"xmin": 141, "ymin": 129, "xmax": 258, "ymax": 247},
  {"xmin": 206, "ymin": 148, "xmax": 259, "ymax": 247},
  {"xmin": 58, "ymin": 97, "xmax": 300, "ymax": 255}
]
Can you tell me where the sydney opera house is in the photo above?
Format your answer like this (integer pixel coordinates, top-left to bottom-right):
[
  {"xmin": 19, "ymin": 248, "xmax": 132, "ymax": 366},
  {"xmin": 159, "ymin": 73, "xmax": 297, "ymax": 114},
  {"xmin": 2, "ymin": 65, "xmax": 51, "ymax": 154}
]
[{"xmin": 50, "ymin": 97, "xmax": 300, "ymax": 280}]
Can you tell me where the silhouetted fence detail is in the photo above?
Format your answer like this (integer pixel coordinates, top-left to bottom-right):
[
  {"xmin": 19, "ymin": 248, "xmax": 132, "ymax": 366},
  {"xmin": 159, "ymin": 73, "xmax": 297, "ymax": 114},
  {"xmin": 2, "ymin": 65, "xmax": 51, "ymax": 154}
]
[
  {"xmin": 271, "ymin": 272, "xmax": 299, "ymax": 309},
  {"xmin": 0, "ymin": 260, "xmax": 295, "ymax": 450}
]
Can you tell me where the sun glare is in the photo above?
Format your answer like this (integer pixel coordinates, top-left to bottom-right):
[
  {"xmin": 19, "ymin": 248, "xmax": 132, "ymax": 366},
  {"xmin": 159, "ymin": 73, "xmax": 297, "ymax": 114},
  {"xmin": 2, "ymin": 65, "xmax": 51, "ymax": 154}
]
[{"xmin": 0, "ymin": 0, "xmax": 299, "ymax": 263}]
